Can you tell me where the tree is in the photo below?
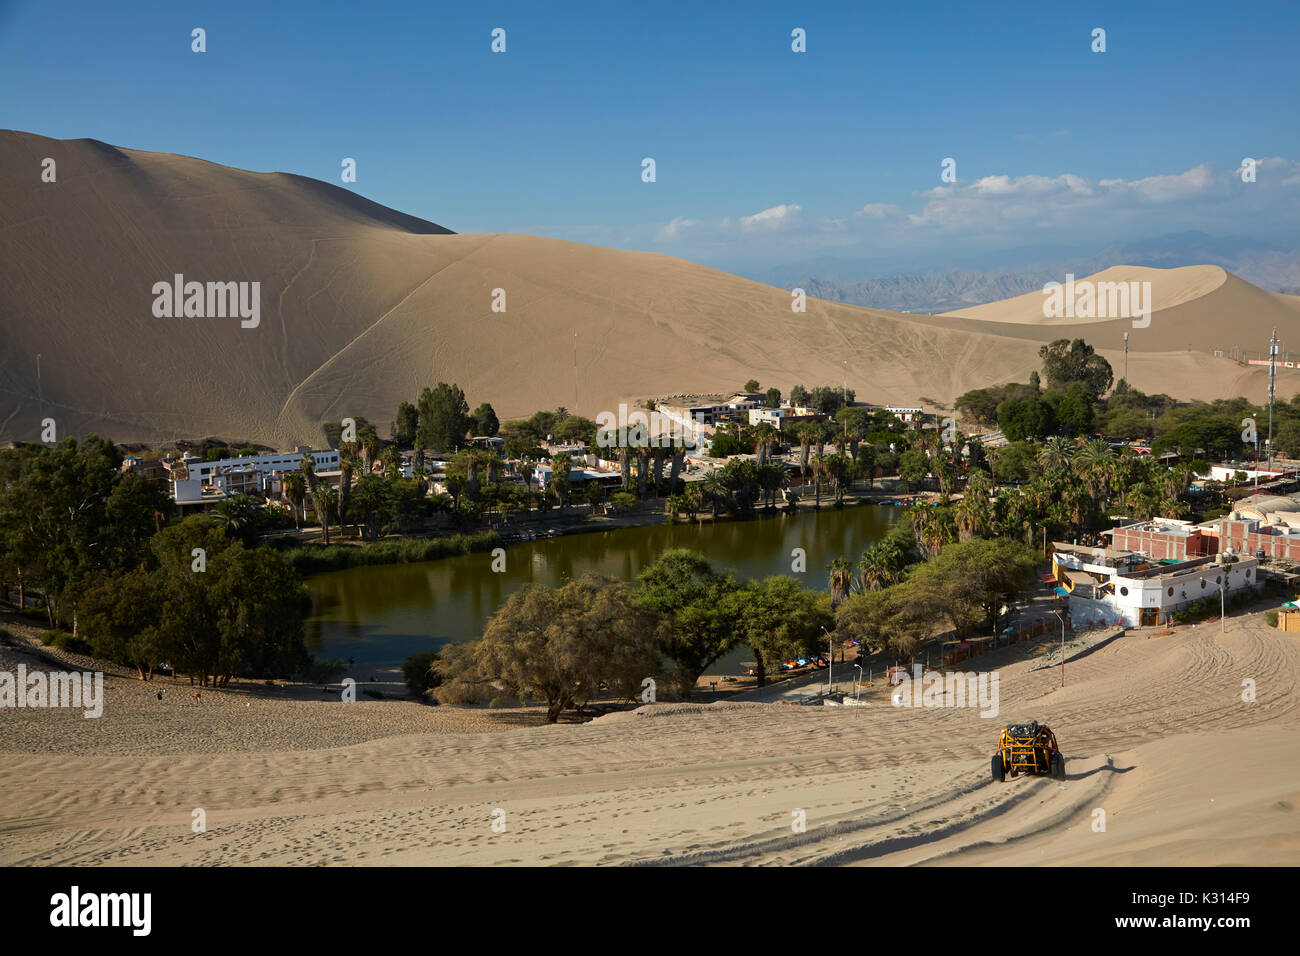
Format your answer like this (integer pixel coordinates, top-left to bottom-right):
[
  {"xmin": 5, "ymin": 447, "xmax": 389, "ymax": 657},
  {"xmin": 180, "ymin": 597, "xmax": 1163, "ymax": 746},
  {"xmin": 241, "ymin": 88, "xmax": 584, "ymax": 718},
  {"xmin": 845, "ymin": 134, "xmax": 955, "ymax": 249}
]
[
  {"xmin": 281, "ymin": 472, "xmax": 306, "ymax": 529},
  {"xmin": 635, "ymin": 550, "xmax": 739, "ymax": 697},
  {"xmin": 349, "ymin": 474, "xmax": 391, "ymax": 540},
  {"xmin": 391, "ymin": 401, "xmax": 419, "ymax": 446},
  {"xmin": 212, "ymin": 494, "xmax": 261, "ymax": 546},
  {"xmin": 313, "ymin": 483, "xmax": 338, "ymax": 545},
  {"xmin": 828, "ymin": 557, "xmax": 853, "ymax": 609},
  {"xmin": 1038, "ymin": 338, "xmax": 1113, "ymax": 400},
  {"xmin": 79, "ymin": 569, "xmax": 167, "ymax": 679},
  {"xmin": 730, "ymin": 576, "xmax": 833, "ymax": 687},
  {"xmin": 417, "ymin": 382, "xmax": 472, "ymax": 453},
  {"xmin": 472, "ymin": 402, "xmax": 500, "ymax": 437},
  {"xmin": 765, "ymin": 387, "xmax": 782, "ymax": 409},
  {"xmin": 1052, "ymin": 382, "xmax": 1095, "ymax": 436},
  {"xmin": 898, "ymin": 448, "xmax": 929, "ymax": 490},
  {"xmin": 744, "ymin": 379, "xmax": 761, "ymax": 393},
  {"xmin": 789, "ymin": 384, "xmax": 810, "ymax": 407},
  {"xmin": 998, "ymin": 396, "xmax": 1057, "ymax": 442},
  {"xmin": 437, "ymin": 574, "xmax": 663, "ymax": 722}
]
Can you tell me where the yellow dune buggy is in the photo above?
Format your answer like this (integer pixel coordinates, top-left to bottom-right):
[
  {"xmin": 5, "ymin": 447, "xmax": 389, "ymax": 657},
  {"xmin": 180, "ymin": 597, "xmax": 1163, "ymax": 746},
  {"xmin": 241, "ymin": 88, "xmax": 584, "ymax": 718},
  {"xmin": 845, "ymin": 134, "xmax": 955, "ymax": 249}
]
[{"xmin": 991, "ymin": 721, "xmax": 1065, "ymax": 782}]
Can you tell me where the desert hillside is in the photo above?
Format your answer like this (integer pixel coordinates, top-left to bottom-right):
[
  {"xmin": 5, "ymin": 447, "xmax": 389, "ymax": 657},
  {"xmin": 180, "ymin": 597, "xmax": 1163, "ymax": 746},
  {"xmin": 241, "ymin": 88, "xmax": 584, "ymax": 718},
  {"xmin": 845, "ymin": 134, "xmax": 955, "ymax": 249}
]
[{"xmin": 2, "ymin": 130, "xmax": 1297, "ymax": 447}]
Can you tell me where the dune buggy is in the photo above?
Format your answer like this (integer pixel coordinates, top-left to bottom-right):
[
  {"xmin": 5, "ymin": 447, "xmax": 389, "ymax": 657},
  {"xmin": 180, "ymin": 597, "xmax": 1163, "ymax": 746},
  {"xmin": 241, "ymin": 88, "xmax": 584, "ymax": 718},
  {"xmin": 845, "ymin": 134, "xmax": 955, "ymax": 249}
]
[{"xmin": 991, "ymin": 720, "xmax": 1065, "ymax": 782}]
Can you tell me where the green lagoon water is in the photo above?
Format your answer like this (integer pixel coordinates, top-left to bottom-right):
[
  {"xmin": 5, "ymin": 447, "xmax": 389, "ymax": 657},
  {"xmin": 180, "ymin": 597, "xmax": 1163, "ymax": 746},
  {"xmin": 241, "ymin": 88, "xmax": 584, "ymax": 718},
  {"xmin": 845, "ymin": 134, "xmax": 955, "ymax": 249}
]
[{"xmin": 305, "ymin": 504, "xmax": 903, "ymax": 676}]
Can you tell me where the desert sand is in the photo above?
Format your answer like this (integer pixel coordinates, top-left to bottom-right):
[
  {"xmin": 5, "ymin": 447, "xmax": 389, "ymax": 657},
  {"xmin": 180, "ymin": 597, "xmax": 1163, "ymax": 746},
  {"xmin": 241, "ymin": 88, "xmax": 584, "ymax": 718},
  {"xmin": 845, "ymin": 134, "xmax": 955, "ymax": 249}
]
[
  {"xmin": 942, "ymin": 265, "xmax": 1233, "ymax": 325},
  {"xmin": 2, "ymin": 607, "xmax": 1297, "ymax": 867},
  {"xmin": 4, "ymin": 130, "xmax": 1299, "ymax": 450}
]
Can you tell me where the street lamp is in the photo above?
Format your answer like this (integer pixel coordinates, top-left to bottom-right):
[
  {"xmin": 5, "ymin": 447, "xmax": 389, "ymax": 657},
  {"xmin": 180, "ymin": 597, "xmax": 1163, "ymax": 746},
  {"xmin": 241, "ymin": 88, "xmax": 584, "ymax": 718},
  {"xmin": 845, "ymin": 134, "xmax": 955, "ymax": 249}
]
[
  {"xmin": 853, "ymin": 664, "xmax": 863, "ymax": 700},
  {"xmin": 1052, "ymin": 610, "xmax": 1065, "ymax": 687},
  {"xmin": 820, "ymin": 625, "xmax": 833, "ymax": 696}
]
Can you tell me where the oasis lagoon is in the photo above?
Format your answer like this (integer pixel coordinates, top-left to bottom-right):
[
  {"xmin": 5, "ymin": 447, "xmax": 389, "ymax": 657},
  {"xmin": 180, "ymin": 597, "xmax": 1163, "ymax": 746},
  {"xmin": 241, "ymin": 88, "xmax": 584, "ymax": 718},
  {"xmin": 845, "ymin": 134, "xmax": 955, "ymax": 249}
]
[{"xmin": 305, "ymin": 504, "xmax": 903, "ymax": 676}]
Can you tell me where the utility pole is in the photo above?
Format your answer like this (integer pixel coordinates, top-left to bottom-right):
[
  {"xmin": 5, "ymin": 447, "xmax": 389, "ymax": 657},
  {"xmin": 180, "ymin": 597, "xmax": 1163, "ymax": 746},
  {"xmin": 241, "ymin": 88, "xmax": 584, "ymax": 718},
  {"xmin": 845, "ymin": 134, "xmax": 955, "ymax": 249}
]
[{"xmin": 1269, "ymin": 328, "xmax": 1278, "ymax": 470}]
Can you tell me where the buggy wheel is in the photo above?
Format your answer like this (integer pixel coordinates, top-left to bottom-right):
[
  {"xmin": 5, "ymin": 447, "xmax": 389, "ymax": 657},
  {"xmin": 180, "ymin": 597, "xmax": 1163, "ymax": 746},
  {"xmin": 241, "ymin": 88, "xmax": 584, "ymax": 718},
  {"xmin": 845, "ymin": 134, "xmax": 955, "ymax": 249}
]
[
  {"xmin": 1051, "ymin": 752, "xmax": 1066, "ymax": 780},
  {"xmin": 991, "ymin": 754, "xmax": 1005, "ymax": 783}
]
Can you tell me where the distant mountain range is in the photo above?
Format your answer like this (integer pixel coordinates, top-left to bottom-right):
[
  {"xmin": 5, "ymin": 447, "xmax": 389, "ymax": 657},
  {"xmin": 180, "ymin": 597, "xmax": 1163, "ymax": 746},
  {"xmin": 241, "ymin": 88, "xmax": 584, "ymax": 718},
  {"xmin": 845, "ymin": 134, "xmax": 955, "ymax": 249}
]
[{"xmin": 748, "ymin": 231, "xmax": 1300, "ymax": 314}]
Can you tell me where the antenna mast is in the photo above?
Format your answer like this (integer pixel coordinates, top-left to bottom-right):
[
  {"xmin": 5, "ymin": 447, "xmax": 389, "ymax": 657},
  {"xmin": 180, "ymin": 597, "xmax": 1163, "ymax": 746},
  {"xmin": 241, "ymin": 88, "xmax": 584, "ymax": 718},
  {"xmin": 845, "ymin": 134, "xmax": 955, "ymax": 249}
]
[{"xmin": 1268, "ymin": 328, "xmax": 1278, "ymax": 470}]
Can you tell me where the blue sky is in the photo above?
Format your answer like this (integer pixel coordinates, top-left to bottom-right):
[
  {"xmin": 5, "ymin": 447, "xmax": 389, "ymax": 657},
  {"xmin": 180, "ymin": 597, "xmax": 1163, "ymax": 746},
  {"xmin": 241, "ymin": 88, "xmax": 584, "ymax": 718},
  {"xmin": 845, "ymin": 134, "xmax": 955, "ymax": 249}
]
[{"xmin": 2, "ymin": 0, "xmax": 1297, "ymax": 272}]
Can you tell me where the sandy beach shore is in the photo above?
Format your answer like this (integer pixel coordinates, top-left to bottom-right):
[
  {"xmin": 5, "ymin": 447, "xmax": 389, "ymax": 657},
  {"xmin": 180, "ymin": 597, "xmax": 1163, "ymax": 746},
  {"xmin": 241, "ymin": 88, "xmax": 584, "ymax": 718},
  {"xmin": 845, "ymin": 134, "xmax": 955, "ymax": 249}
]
[{"xmin": 2, "ymin": 610, "xmax": 1297, "ymax": 866}]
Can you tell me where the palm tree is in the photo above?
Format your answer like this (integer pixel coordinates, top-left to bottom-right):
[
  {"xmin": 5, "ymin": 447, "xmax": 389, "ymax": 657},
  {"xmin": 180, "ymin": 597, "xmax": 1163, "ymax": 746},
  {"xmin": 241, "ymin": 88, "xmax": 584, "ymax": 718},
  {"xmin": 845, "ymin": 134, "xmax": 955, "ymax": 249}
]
[
  {"xmin": 212, "ymin": 494, "xmax": 259, "ymax": 544},
  {"xmin": 584, "ymin": 479, "xmax": 605, "ymax": 514},
  {"xmin": 550, "ymin": 452, "xmax": 571, "ymax": 512},
  {"xmin": 857, "ymin": 538, "xmax": 904, "ymax": 590},
  {"xmin": 299, "ymin": 450, "xmax": 319, "ymax": 496},
  {"xmin": 668, "ymin": 442, "xmax": 686, "ymax": 488},
  {"xmin": 361, "ymin": 432, "xmax": 382, "ymax": 476},
  {"xmin": 410, "ymin": 442, "xmax": 430, "ymax": 497},
  {"xmin": 636, "ymin": 447, "xmax": 649, "ymax": 498},
  {"xmin": 1038, "ymin": 436, "xmax": 1074, "ymax": 473},
  {"xmin": 702, "ymin": 472, "xmax": 725, "ymax": 518},
  {"xmin": 382, "ymin": 445, "xmax": 403, "ymax": 481},
  {"xmin": 339, "ymin": 444, "xmax": 359, "ymax": 536},
  {"xmin": 828, "ymin": 557, "xmax": 853, "ymax": 609},
  {"xmin": 759, "ymin": 461, "xmax": 787, "ymax": 511},
  {"xmin": 313, "ymin": 483, "xmax": 338, "ymax": 545},
  {"xmin": 751, "ymin": 421, "xmax": 780, "ymax": 467},
  {"xmin": 795, "ymin": 423, "xmax": 813, "ymax": 481},
  {"xmin": 281, "ymin": 472, "xmax": 306, "ymax": 529}
]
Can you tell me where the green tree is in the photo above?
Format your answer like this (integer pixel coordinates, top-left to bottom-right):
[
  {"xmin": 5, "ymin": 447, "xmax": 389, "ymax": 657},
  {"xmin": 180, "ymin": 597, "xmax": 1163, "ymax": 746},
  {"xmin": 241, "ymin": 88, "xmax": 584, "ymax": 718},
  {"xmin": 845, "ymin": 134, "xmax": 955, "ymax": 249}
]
[
  {"xmin": 472, "ymin": 402, "xmax": 500, "ymax": 437},
  {"xmin": 392, "ymin": 401, "xmax": 419, "ymax": 446},
  {"xmin": 1038, "ymin": 338, "xmax": 1113, "ymax": 400},
  {"xmin": 417, "ymin": 382, "xmax": 472, "ymax": 453},
  {"xmin": 437, "ymin": 574, "xmax": 664, "ymax": 722},
  {"xmin": 635, "ymin": 550, "xmax": 739, "ymax": 697},
  {"xmin": 730, "ymin": 576, "xmax": 832, "ymax": 687}
]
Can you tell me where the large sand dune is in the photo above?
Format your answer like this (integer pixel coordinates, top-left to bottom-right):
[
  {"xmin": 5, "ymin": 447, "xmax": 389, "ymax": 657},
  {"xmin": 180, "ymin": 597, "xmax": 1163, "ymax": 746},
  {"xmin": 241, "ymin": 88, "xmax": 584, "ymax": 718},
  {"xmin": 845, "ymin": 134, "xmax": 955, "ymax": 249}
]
[
  {"xmin": 2, "ymin": 130, "xmax": 1299, "ymax": 447},
  {"xmin": 1, "ymin": 609, "xmax": 1296, "ymax": 866}
]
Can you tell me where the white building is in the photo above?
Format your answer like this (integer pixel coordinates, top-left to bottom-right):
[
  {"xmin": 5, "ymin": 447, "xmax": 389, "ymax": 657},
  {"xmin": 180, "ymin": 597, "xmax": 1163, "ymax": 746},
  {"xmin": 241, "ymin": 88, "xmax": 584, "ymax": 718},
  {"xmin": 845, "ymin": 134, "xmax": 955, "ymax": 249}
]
[
  {"xmin": 170, "ymin": 446, "xmax": 341, "ymax": 497},
  {"xmin": 1052, "ymin": 543, "xmax": 1262, "ymax": 628},
  {"xmin": 748, "ymin": 408, "xmax": 788, "ymax": 427},
  {"xmin": 886, "ymin": 406, "xmax": 925, "ymax": 422}
]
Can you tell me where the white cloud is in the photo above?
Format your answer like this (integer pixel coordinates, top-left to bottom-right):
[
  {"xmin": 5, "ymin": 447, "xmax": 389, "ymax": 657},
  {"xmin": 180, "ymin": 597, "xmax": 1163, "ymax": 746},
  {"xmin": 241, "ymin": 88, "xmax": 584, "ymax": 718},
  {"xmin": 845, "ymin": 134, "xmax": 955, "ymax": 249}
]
[
  {"xmin": 739, "ymin": 203, "xmax": 801, "ymax": 231},
  {"xmin": 1100, "ymin": 164, "xmax": 1213, "ymax": 202},
  {"xmin": 656, "ymin": 216, "xmax": 698, "ymax": 241},
  {"xmin": 855, "ymin": 203, "xmax": 903, "ymax": 219}
]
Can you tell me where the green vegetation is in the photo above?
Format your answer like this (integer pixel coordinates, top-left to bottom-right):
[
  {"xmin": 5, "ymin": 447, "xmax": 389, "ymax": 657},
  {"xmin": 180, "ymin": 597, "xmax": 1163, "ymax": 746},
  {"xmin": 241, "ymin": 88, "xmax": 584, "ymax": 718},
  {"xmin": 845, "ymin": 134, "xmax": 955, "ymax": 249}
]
[
  {"xmin": 401, "ymin": 649, "xmax": 443, "ymax": 699},
  {"xmin": 275, "ymin": 531, "xmax": 500, "ymax": 574},
  {"xmin": 0, "ymin": 438, "xmax": 323, "ymax": 686},
  {"xmin": 436, "ymin": 573, "xmax": 663, "ymax": 722}
]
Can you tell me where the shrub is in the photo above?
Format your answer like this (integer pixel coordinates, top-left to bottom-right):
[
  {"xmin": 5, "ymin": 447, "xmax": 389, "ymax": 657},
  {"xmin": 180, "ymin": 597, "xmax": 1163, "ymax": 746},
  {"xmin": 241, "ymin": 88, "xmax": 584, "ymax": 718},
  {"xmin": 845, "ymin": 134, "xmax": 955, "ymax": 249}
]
[
  {"xmin": 401, "ymin": 650, "xmax": 442, "ymax": 698},
  {"xmin": 1266, "ymin": 609, "xmax": 1279, "ymax": 627},
  {"xmin": 41, "ymin": 630, "xmax": 93, "ymax": 654},
  {"xmin": 277, "ymin": 531, "xmax": 500, "ymax": 574},
  {"xmin": 303, "ymin": 658, "xmax": 347, "ymax": 684}
]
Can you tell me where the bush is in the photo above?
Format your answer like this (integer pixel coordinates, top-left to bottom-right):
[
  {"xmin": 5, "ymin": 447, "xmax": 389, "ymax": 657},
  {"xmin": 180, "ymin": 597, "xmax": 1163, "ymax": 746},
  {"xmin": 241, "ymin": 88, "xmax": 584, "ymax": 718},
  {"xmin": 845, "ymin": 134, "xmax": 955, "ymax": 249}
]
[
  {"xmin": 303, "ymin": 658, "xmax": 347, "ymax": 684},
  {"xmin": 41, "ymin": 630, "xmax": 93, "ymax": 655},
  {"xmin": 1266, "ymin": 609, "xmax": 1279, "ymax": 627},
  {"xmin": 401, "ymin": 650, "xmax": 442, "ymax": 698},
  {"xmin": 277, "ymin": 531, "xmax": 500, "ymax": 574}
]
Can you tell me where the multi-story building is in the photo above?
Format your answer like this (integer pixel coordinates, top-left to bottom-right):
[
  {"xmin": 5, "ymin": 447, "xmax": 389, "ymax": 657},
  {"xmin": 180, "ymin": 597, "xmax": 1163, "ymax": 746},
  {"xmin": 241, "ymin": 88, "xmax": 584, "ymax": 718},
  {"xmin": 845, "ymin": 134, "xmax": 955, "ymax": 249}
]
[{"xmin": 1051, "ymin": 541, "xmax": 1263, "ymax": 628}]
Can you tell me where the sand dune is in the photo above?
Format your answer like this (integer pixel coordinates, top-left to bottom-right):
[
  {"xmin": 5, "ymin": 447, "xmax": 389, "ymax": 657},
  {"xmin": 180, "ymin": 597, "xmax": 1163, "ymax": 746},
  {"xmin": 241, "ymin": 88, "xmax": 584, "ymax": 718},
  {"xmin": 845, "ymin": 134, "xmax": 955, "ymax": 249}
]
[
  {"xmin": 3, "ymin": 130, "xmax": 1299, "ymax": 448},
  {"xmin": 2, "ymin": 608, "xmax": 1296, "ymax": 867},
  {"xmin": 942, "ymin": 265, "xmax": 1232, "ymax": 325}
]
